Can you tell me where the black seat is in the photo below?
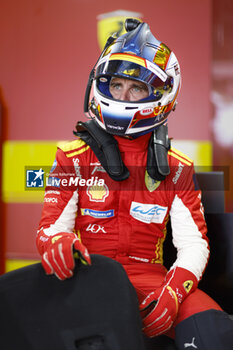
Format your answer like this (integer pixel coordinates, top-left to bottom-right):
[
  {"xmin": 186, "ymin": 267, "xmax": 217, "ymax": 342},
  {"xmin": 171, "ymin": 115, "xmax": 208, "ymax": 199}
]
[{"xmin": 147, "ymin": 171, "xmax": 233, "ymax": 349}]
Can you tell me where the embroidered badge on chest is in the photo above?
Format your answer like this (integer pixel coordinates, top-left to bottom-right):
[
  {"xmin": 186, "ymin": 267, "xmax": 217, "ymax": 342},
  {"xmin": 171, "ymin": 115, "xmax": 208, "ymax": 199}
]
[
  {"xmin": 145, "ymin": 170, "xmax": 161, "ymax": 192},
  {"xmin": 86, "ymin": 183, "xmax": 109, "ymax": 202}
]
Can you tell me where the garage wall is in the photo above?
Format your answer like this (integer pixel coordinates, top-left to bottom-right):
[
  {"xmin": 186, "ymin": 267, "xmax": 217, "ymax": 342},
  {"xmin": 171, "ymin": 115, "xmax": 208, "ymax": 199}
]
[{"xmin": 0, "ymin": 0, "xmax": 212, "ymax": 270}]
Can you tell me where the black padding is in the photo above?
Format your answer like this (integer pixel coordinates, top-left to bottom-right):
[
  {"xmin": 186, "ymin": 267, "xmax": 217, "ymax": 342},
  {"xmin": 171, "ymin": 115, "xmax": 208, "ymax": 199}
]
[
  {"xmin": 195, "ymin": 171, "xmax": 225, "ymax": 213},
  {"xmin": 198, "ymin": 213, "xmax": 233, "ymax": 313},
  {"xmin": 175, "ymin": 309, "xmax": 233, "ymax": 350},
  {"xmin": 147, "ymin": 125, "xmax": 170, "ymax": 181},
  {"xmin": 0, "ymin": 255, "xmax": 145, "ymax": 350},
  {"xmin": 74, "ymin": 120, "xmax": 129, "ymax": 181},
  {"xmin": 144, "ymin": 335, "xmax": 177, "ymax": 350},
  {"xmin": 74, "ymin": 120, "xmax": 170, "ymax": 182}
]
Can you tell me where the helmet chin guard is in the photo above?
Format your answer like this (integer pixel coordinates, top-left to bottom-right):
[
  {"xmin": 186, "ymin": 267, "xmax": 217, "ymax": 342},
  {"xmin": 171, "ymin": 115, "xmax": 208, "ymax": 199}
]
[{"xmin": 85, "ymin": 19, "xmax": 181, "ymax": 138}]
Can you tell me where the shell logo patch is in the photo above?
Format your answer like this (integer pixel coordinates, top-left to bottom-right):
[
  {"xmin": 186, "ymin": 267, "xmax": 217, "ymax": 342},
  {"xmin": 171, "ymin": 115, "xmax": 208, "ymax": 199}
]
[
  {"xmin": 87, "ymin": 183, "xmax": 109, "ymax": 202},
  {"xmin": 183, "ymin": 280, "xmax": 194, "ymax": 293},
  {"xmin": 145, "ymin": 170, "xmax": 161, "ymax": 192}
]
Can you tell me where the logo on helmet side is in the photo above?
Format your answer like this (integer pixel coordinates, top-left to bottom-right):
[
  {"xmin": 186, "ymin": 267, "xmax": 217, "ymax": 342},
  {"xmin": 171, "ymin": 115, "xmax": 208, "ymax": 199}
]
[{"xmin": 140, "ymin": 107, "xmax": 154, "ymax": 116}]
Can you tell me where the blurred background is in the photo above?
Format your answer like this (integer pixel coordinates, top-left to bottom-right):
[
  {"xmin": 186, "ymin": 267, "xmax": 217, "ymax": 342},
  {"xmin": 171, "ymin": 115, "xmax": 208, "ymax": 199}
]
[{"xmin": 0, "ymin": 0, "xmax": 232, "ymax": 274}]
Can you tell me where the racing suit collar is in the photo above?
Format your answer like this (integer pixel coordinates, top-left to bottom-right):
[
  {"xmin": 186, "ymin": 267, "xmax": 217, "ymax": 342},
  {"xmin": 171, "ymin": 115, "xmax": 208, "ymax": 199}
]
[{"xmin": 114, "ymin": 132, "xmax": 152, "ymax": 152}]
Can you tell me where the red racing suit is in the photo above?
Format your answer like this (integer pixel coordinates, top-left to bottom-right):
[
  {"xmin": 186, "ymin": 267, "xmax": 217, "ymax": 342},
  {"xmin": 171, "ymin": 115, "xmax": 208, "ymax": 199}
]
[{"xmin": 36, "ymin": 132, "xmax": 221, "ymax": 331}]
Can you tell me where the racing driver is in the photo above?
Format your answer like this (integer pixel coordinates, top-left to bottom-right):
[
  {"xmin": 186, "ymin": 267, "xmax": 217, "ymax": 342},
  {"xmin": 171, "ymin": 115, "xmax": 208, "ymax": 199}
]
[{"xmin": 36, "ymin": 19, "xmax": 233, "ymax": 349}]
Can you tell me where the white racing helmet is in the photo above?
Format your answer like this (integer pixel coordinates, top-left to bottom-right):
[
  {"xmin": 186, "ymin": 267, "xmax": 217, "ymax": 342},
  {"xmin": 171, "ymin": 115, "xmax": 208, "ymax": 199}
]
[{"xmin": 87, "ymin": 19, "xmax": 181, "ymax": 137}]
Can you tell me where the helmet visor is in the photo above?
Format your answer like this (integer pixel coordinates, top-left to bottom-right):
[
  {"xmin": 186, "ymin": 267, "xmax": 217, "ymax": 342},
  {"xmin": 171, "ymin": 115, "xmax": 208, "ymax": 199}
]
[{"xmin": 95, "ymin": 53, "xmax": 173, "ymax": 102}]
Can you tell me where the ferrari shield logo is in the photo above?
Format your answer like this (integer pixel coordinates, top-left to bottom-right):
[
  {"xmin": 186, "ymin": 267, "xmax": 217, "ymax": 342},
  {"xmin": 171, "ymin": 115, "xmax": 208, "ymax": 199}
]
[
  {"xmin": 145, "ymin": 170, "xmax": 161, "ymax": 192},
  {"xmin": 183, "ymin": 280, "xmax": 194, "ymax": 294},
  {"xmin": 97, "ymin": 10, "xmax": 142, "ymax": 51}
]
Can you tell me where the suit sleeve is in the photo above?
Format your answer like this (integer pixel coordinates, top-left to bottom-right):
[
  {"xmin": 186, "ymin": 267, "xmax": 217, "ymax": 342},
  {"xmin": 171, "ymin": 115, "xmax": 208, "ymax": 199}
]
[
  {"xmin": 36, "ymin": 148, "xmax": 78, "ymax": 255},
  {"xmin": 169, "ymin": 164, "xmax": 209, "ymax": 281}
]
